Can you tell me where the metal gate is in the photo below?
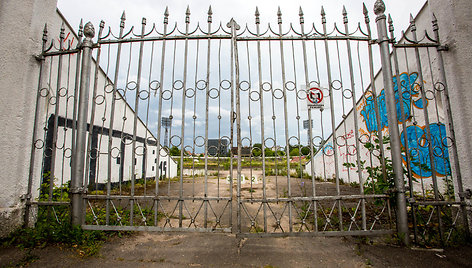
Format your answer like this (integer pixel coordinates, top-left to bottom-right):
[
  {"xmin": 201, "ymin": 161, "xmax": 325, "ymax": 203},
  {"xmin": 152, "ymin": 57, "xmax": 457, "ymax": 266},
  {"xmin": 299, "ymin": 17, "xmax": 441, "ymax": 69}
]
[{"xmin": 26, "ymin": 0, "xmax": 469, "ymax": 244}]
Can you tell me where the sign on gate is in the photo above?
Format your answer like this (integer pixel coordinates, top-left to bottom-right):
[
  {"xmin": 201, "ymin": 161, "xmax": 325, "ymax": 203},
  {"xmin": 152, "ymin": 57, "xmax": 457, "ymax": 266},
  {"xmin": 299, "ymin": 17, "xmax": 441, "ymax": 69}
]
[{"xmin": 307, "ymin": 87, "xmax": 324, "ymax": 109}]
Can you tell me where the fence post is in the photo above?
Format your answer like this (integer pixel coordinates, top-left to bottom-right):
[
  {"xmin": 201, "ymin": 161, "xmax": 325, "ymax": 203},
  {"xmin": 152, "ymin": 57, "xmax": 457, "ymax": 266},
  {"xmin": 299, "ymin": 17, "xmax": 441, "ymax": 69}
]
[
  {"xmin": 373, "ymin": 0, "xmax": 410, "ymax": 245},
  {"xmin": 71, "ymin": 22, "xmax": 94, "ymax": 226}
]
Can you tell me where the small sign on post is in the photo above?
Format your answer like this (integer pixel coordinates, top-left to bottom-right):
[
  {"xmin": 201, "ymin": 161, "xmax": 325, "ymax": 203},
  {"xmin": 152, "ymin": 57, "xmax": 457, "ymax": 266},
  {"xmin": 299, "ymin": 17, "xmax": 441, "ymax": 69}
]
[{"xmin": 307, "ymin": 87, "xmax": 324, "ymax": 109}]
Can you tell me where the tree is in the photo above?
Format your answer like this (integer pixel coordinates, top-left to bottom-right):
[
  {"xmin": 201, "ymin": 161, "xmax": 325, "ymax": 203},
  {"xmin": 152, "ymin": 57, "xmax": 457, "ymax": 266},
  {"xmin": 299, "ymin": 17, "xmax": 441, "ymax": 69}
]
[{"xmin": 169, "ymin": 146, "xmax": 180, "ymax": 156}]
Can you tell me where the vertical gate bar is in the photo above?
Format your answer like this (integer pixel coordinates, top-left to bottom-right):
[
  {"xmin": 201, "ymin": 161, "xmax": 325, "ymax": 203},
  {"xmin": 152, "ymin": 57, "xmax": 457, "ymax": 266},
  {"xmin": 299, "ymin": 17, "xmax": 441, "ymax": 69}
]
[
  {"xmin": 71, "ymin": 22, "xmax": 95, "ymax": 226},
  {"xmin": 244, "ymin": 41, "xmax": 254, "ymax": 199},
  {"xmin": 388, "ymin": 15, "xmax": 418, "ymax": 242},
  {"xmin": 70, "ymin": 20, "xmax": 84, "ymax": 198},
  {"xmin": 179, "ymin": 7, "xmax": 191, "ymax": 228},
  {"xmin": 409, "ymin": 15, "xmax": 444, "ymax": 244},
  {"xmin": 191, "ymin": 36, "xmax": 200, "ymax": 199},
  {"xmin": 268, "ymin": 40, "xmax": 280, "ymax": 202},
  {"xmin": 204, "ymin": 7, "xmax": 212, "ymax": 229},
  {"xmin": 49, "ymin": 23, "xmax": 66, "ymax": 201},
  {"xmin": 255, "ymin": 8, "xmax": 267, "ymax": 232},
  {"xmin": 25, "ymin": 25, "xmax": 49, "ymax": 226},
  {"xmin": 343, "ymin": 6, "xmax": 366, "ymax": 230},
  {"xmin": 85, "ymin": 22, "xmax": 104, "ymax": 189},
  {"xmin": 299, "ymin": 7, "xmax": 318, "ymax": 232},
  {"xmin": 363, "ymin": 4, "xmax": 388, "ymax": 193},
  {"xmin": 227, "ymin": 18, "xmax": 241, "ymax": 233},
  {"xmin": 277, "ymin": 7, "xmax": 293, "ymax": 233},
  {"xmin": 432, "ymin": 13, "xmax": 470, "ymax": 236},
  {"xmin": 374, "ymin": 0, "xmax": 409, "ymax": 245},
  {"xmin": 129, "ymin": 18, "xmax": 147, "ymax": 226},
  {"xmin": 229, "ymin": 23, "xmax": 235, "ymax": 232},
  {"xmin": 154, "ymin": 8, "xmax": 169, "ymax": 226},
  {"xmin": 106, "ymin": 12, "xmax": 125, "ymax": 225},
  {"xmin": 321, "ymin": 6, "xmax": 343, "ymax": 231}
]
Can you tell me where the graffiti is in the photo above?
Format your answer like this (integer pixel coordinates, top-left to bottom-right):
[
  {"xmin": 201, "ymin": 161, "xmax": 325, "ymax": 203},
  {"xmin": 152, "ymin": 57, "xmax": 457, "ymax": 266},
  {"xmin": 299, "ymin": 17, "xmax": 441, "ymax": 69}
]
[
  {"xmin": 400, "ymin": 123, "xmax": 450, "ymax": 178},
  {"xmin": 360, "ymin": 72, "xmax": 425, "ymax": 133}
]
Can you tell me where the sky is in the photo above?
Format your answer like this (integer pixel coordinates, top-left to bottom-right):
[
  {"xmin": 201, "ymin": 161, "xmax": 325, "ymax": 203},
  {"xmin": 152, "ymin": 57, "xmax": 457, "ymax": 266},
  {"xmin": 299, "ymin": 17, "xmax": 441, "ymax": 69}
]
[{"xmin": 56, "ymin": 0, "xmax": 428, "ymax": 153}]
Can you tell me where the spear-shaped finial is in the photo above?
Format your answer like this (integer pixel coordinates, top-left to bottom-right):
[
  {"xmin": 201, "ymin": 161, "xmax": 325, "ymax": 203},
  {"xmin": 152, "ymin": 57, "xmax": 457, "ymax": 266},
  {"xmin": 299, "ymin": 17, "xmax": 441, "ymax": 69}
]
[
  {"xmin": 388, "ymin": 14, "xmax": 394, "ymax": 33},
  {"xmin": 277, "ymin": 6, "xmax": 282, "ymax": 24},
  {"xmin": 185, "ymin": 5, "xmax": 190, "ymax": 24},
  {"xmin": 410, "ymin": 13, "xmax": 416, "ymax": 31},
  {"xmin": 255, "ymin": 7, "xmax": 260, "ymax": 24},
  {"xmin": 321, "ymin": 6, "xmax": 326, "ymax": 24},
  {"xmin": 60, "ymin": 22, "xmax": 65, "ymax": 40},
  {"xmin": 120, "ymin": 11, "xmax": 126, "ymax": 28},
  {"xmin": 226, "ymin": 18, "xmax": 240, "ymax": 31},
  {"xmin": 42, "ymin": 23, "xmax": 48, "ymax": 42},
  {"xmin": 362, "ymin": 3, "xmax": 370, "ymax": 24},
  {"xmin": 299, "ymin": 6, "xmax": 304, "ymax": 24},
  {"xmin": 432, "ymin": 13, "xmax": 438, "ymax": 31},
  {"xmin": 373, "ymin": 0, "xmax": 385, "ymax": 16},
  {"xmin": 208, "ymin": 6, "xmax": 213, "ymax": 23},
  {"xmin": 342, "ymin": 5, "xmax": 348, "ymax": 24},
  {"xmin": 142, "ymin": 17, "xmax": 147, "ymax": 25},
  {"xmin": 78, "ymin": 19, "xmax": 84, "ymax": 38},
  {"xmin": 164, "ymin": 7, "xmax": 169, "ymax": 24}
]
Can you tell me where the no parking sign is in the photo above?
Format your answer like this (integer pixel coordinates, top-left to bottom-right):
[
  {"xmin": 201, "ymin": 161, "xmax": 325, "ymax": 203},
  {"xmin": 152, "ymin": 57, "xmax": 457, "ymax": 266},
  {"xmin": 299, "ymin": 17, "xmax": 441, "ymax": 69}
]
[{"xmin": 306, "ymin": 87, "xmax": 324, "ymax": 109}]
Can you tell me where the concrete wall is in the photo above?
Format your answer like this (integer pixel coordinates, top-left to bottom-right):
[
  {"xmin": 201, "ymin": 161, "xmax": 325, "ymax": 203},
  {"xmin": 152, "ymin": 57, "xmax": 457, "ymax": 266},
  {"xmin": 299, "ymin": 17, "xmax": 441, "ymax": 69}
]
[{"xmin": 0, "ymin": 0, "xmax": 59, "ymax": 237}]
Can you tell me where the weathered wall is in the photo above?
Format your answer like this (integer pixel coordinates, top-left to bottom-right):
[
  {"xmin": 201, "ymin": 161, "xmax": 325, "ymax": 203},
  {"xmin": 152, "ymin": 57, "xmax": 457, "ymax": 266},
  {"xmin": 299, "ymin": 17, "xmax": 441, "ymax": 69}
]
[{"xmin": 0, "ymin": 0, "xmax": 58, "ymax": 237}]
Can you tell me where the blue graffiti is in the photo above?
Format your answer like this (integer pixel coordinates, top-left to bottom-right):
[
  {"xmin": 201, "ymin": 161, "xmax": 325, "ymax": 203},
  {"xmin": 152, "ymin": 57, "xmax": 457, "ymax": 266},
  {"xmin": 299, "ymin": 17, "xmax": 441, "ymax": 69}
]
[
  {"xmin": 400, "ymin": 123, "xmax": 451, "ymax": 178},
  {"xmin": 360, "ymin": 72, "xmax": 424, "ymax": 133}
]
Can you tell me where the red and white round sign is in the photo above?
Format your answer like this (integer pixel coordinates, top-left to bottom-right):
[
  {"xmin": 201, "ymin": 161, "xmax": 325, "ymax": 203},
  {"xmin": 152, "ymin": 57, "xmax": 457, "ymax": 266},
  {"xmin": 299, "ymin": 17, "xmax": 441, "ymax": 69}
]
[{"xmin": 307, "ymin": 87, "xmax": 324, "ymax": 108}]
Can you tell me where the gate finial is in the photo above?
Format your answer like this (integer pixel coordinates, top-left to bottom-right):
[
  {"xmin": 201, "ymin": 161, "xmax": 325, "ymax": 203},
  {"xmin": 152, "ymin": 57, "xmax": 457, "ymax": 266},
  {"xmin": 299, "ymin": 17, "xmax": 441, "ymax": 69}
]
[
  {"xmin": 84, "ymin": 22, "xmax": 95, "ymax": 39},
  {"xmin": 120, "ymin": 11, "xmax": 126, "ymax": 29},
  {"xmin": 299, "ymin": 7, "xmax": 304, "ymax": 24},
  {"xmin": 373, "ymin": 0, "xmax": 385, "ymax": 16},
  {"xmin": 388, "ymin": 14, "xmax": 394, "ymax": 33},
  {"xmin": 208, "ymin": 6, "xmax": 213, "ymax": 23},
  {"xmin": 432, "ymin": 13, "xmax": 438, "ymax": 31},
  {"xmin": 409, "ymin": 14, "xmax": 416, "ymax": 32},
  {"xmin": 320, "ymin": 6, "xmax": 326, "ymax": 24},
  {"xmin": 164, "ymin": 7, "xmax": 169, "ymax": 24},
  {"xmin": 255, "ymin": 7, "xmax": 260, "ymax": 24},
  {"xmin": 277, "ymin": 7, "xmax": 282, "ymax": 24},
  {"xmin": 42, "ymin": 24, "xmax": 48, "ymax": 42},
  {"xmin": 342, "ymin": 5, "xmax": 348, "ymax": 24},
  {"xmin": 362, "ymin": 3, "xmax": 370, "ymax": 24},
  {"xmin": 78, "ymin": 19, "xmax": 84, "ymax": 38},
  {"xmin": 186, "ymin": 6, "xmax": 191, "ymax": 24},
  {"xmin": 227, "ymin": 18, "xmax": 240, "ymax": 31}
]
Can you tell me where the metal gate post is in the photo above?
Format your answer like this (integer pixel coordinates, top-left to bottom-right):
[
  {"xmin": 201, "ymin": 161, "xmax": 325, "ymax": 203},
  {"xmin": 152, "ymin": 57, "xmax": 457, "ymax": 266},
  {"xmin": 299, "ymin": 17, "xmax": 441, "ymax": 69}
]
[
  {"xmin": 374, "ymin": 0, "xmax": 410, "ymax": 245},
  {"xmin": 71, "ymin": 22, "xmax": 95, "ymax": 226}
]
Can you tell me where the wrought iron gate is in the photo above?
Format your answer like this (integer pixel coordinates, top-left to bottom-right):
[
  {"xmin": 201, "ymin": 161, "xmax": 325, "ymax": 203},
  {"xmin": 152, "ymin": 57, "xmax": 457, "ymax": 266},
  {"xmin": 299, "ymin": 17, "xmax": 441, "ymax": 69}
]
[{"xmin": 26, "ymin": 0, "xmax": 469, "ymax": 244}]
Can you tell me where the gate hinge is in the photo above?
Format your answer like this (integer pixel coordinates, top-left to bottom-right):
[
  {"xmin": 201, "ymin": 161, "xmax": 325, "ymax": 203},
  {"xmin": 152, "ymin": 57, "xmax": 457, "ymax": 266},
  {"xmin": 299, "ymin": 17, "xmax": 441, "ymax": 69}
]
[
  {"xmin": 437, "ymin": 45, "xmax": 449, "ymax": 51},
  {"xmin": 34, "ymin": 54, "xmax": 45, "ymax": 61},
  {"xmin": 459, "ymin": 189, "xmax": 472, "ymax": 199}
]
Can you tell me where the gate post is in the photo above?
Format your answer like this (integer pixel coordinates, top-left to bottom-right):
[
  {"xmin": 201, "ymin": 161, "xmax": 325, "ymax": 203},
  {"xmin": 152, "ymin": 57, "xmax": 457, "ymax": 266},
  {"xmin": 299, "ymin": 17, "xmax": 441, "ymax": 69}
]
[
  {"xmin": 71, "ymin": 22, "xmax": 95, "ymax": 226},
  {"xmin": 373, "ymin": 0, "xmax": 410, "ymax": 245}
]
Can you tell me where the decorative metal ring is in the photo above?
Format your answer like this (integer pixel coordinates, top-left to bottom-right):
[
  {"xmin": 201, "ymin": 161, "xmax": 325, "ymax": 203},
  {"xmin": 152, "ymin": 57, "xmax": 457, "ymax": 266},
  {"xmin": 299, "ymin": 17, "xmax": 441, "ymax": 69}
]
[
  {"xmin": 149, "ymin": 80, "xmax": 160, "ymax": 91},
  {"xmin": 343, "ymin": 89, "xmax": 353, "ymax": 99},
  {"xmin": 185, "ymin": 88, "xmax": 195, "ymax": 98},
  {"xmin": 121, "ymin": 135, "xmax": 133, "ymax": 145},
  {"xmin": 241, "ymin": 137, "xmax": 251, "ymax": 147},
  {"xmin": 39, "ymin": 87, "xmax": 49, "ymax": 97},
  {"xmin": 249, "ymin": 91, "xmax": 260, "ymax": 102},
  {"xmin": 409, "ymin": 147, "xmax": 420, "ymax": 158},
  {"xmin": 272, "ymin": 115, "xmax": 276, "ymax": 120},
  {"xmin": 285, "ymin": 81, "xmax": 296, "ymax": 91},
  {"xmin": 432, "ymin": 146, "xmax": 444, "ymax": 158},
  {"xmin": 220, "ymin": 80, "xmax": 231, "ymax": 90},
  {"xmin": 425, "ymin": 90, "xmax": 435, "ymax": 100},
  {"xmin": 146, "ymin": 137, "xmax": 157, "ymax": 146},
  {"xmin": 359, "ymin": 134, "xmax": 371, "ymax": 144},
  {"xmin": 442, "ymin": 136, "xmax": 454, "ymax": 148},
  {"xmin": 194, "ymin": 136, "xmax": 205, "ymax": 147},
  {"xmin": 208, "ymin": 145, "xmax": 219, "ymax": 157},
  {"xmin": 170, "ymin": 135, "xmax": 182, "ymax": 147},
  {"xmin": 89, "ymin": 148, "xmax": 99, "ymax": 160},
  {"xmin": 372, "ymin": 148, "xmax": 381, "ymax": 157},
  {"xmin": 322, "ymin": 144, "xmax": 334, "ymax": 156},
  {"xmin": 64, "ymin": 148, "xmax": 72, "ymax": 158},
  {"xmin": 363, "ymin": 90, "xmax": 374, "ymax": 100},
  {"xmin": 196, "ymin": 80, "xmax": 207, "ymax": 90},
  {"xmin": 208, "ymin": 88, "xmax": 220, "ymax": 99},
  {"xmin": 264, "ymin": 137, "xmax": 275, "ymax": 149},
  {"xmin": 309, "ymin": 81, "xmax": 320, "ymax": 88},
  {"xmin": 104, "ymin": 83, "xmax": 114, "ymax": 93},
  {"xmin": 116, "ymin": 88, "xmax": 125, "ymax": 100},
  {"xmin": 411, "ymin": 82, "xmax": 421, "ymax": 94},
  {"xmin": 110, "ymin": 147, "xmax": 121, "ymax": 158},
  {"xmin": 43, "ymin": 147, "xmax": 53, "ymax": 158},
  {"xmin": 160, "ymin": 147, "xmax": 169, "ymax": 157},
  {"xmin": 251, "ymin": 147, "xmax": 262, "ymax": 157},
  {"xmin": 262, "ymin": 82, "xmax": 272, "ymax": 92},
  {"xmin": 58, "ymin": 87, "xmax": 68, "ymax": 97},
  {"xmin": 127, "ymin": 81, "xmax": 138, "ymax": 91},
  {"xmin": 297, "ymin": 89, "xmax": 307, "ymax": 100},
  {"xmin": 135, "ymin": 145, "xmax": 146, "ymax": 156},
  {"xmin": 273, "ymin": 89, "xmax": 284, "ymax": 99},
  {"xmin": 434, "ymin": 81, "xmax": 446, "ymax": 92},
  {"xmin": 94, "ymin": 94, "xmax": 105, "ymax": 105},
  {"xmin": 331, "ymin": 80, "xmax": 342, "ymax": 90},
  {"xmin": 402, "ymin": 90, "xmax": 411, "ymax": 100},
  {"xmin": 162, "ymin": 90, "xmax": 173, "ymax": 100},
  {"xmin": 335, "ymin": 136, "xmax": 346, "ymax": 147},
  {"xmin": 239, "ymin": 81, "xmax": 250, "ymax": 91},
  {"xmin": 300, "ymin": 146, "xmax": 311, "ymax": 156},
  {"xmin": 48, "ymin": 96, "xmax": 57, "ymax": 105},
  {"xmin": 34, "ymin": 139, "xmax": 44, "ymax": 149},
  {"xmin": 347, "ymin": 145, "xmax": 357, "ymax": 156},
  {"xmin": 138, "ymin": 90, "xmax": 150, "ymax": 100},
  {"xmin": 173, "ymin": 80, "xmax": 184, "ymax": 90},
  {"xmin": 288, "ymin": 136, "xmax": 300, "ymax": 147},
  {"xmin": 312, "ymin": 136, "xmax": 324, "ymax": 147},
  {"xmin": 183, "ymin": 145, "xmax": 193, "ymax": 155},
  {"xmin": 417, "ymin": 136, "xmax": 429, "ymax": 148}
]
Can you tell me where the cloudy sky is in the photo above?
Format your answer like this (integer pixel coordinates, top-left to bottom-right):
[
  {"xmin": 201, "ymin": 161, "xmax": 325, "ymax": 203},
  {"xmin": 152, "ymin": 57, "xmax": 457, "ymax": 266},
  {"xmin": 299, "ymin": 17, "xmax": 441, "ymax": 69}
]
[{"xmin": 56, "ymin": 0, "xmax": 427, "ymax": 153}]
